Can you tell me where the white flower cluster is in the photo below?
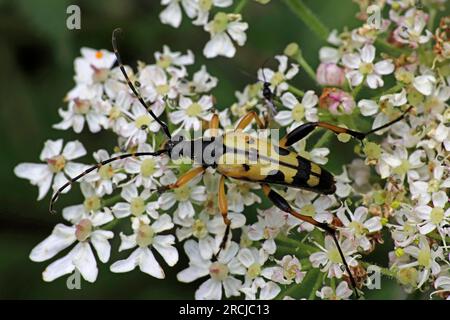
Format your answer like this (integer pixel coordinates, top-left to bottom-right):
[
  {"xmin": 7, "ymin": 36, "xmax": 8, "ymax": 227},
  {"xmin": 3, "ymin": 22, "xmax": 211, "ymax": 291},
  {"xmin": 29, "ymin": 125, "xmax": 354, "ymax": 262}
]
[
  {"xmin": 15, "ymin": 0, "xmax": 450, "ymax": 300},
  {"xmin": 159, "ymin": 0, "xmax": 252, "ymax": 58}
]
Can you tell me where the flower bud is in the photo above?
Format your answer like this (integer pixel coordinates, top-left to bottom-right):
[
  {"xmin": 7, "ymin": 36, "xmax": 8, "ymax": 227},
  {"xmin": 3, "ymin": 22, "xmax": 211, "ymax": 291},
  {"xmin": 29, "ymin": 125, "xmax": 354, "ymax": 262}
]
[
  {"xmin": 316, "ymin": 63, "xmax": 345, "ymax": 86},
  {"xmin": 284, "ymin": 43, "xmax": 299, "ymax": 57},
  {"xmin": 319, "ymin": 88, "xmax": 355, "ymax": 115}
]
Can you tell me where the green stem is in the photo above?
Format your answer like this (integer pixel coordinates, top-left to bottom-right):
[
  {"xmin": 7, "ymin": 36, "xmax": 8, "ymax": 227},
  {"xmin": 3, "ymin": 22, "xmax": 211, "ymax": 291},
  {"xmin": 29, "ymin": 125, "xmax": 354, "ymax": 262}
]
[
  {"xmin": 352, "ymin": 78, "xmax": 365, "ymax": 99},
  {"xmin": 428, "ymin": 231, "xmax": 450, "ymax": 244},
  {"xmin": 276, "ymin": 233, "xmax": 319, "ymax": 252},
  {"xmin": 427, "ymin": 8, "xmax": 437, "ymax": 31},
  {"xmin": 283, "ymin": 0, "xmax": 329, "ymax": 42},
  {"xmin": 288, "ymin": 84, "xmax": 305, "ymax": 97},
  {"xmin": 234, "ymin": 0, "xmax": 249, "ymax": 14},
  {"xmin": 292, "ymin": 50, "xmax": 318, "ymax": 84},
  {"xmin": 330, "ymin": 277, "xmax": 336, "ymax": 290},
  {"xmin": 308, "ymin": 272, "xmax": 324, "ymax": 300},
  {"xmin": 361, "ymin": 262, "xmax": 397, "ymax": 278}
]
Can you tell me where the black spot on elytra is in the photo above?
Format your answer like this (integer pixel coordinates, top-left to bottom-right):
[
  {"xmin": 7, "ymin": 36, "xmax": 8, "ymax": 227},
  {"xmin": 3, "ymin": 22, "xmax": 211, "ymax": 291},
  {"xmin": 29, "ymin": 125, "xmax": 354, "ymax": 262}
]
[{"xmin": 264, "ymin": 170, "xmax": 285, "ymax": 184}]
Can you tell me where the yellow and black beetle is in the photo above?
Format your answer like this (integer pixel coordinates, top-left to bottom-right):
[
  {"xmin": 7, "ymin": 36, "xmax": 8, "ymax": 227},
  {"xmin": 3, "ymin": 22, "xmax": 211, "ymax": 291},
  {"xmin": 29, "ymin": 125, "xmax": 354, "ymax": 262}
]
[{"xmin": 50, "ymin": 29, "xmax": 413, "ymax": 297}]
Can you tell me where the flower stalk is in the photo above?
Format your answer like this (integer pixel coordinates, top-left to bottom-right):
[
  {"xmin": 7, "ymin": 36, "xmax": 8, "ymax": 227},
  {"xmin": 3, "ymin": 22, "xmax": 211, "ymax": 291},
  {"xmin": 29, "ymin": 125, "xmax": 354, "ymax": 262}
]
[{"xmin": 283, "ymin": 0, "xmax": 329, "ymax": 42}]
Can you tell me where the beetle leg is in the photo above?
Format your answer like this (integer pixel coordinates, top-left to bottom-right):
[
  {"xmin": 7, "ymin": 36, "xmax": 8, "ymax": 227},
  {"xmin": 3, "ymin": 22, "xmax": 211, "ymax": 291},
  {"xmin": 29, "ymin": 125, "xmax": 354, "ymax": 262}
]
[
  {"xmin": 261, "ymin": 184, "xmax": 359, "ymax": 297},
  {"xmin": 209, "ymin": 113, "xmax": 220, "ymax": 137},
  {"xmin": 159, "ymin": 166, "xmax": 205, "ymax": 192},
  {"xmin": 261, "ymin": 184, "xmax": 334, "ymax": 232},
  {"xmin": 214, "ymin": 175, "xmax": 232, "ymax": 259},
  {"xmin": 235, "ymin": 111, "xmax": 266, "ymax": 130}
]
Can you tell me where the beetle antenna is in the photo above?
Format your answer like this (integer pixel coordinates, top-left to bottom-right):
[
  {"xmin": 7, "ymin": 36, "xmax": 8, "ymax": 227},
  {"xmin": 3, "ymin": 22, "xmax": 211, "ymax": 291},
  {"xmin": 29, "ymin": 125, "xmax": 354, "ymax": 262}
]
[
  {"xmin": 112, "ymin": 28, "xmax": 172, "ymax": 139},
  {"xmin": 49, "ymin": 149, "xmax": 168, "ymax": 214},
  {"xmin": 239, "ymin": 69, "xmax": 259, "ymax": 82},
  {"xmin": 364, "ymin": 106, "xmax": 413, "ymax": 137}
]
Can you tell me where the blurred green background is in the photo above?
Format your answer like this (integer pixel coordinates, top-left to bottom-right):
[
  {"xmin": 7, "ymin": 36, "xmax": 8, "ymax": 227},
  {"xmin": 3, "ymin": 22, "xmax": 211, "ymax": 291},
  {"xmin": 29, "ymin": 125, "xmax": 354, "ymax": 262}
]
[{"xmin": 1, "ymin": 0, "xmax": 447, "ymax": 299}]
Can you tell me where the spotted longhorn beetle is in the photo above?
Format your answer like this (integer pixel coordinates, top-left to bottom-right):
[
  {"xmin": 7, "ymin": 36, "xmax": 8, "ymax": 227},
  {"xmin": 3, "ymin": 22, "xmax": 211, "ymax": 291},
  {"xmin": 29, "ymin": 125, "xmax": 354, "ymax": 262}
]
[{"xmin": 50, "ymin": 28, "xmax": 413, "ymax": 298}]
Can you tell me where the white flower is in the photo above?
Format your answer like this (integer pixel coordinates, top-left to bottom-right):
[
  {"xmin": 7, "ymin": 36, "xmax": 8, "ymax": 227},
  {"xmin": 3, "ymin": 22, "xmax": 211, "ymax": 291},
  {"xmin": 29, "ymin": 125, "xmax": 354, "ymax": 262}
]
[
  {"xmin": 413, "ymin": 74, "xmax": 436, "ymax": 96},
  {"xmin": 169, "ymin": 95, "xmax": 213, "ymax": 130},
  {"xmin": 381, "ymin": 88, "xmax": 408, "ymax": 107},
  {"xmin": 103, "ymin": 66, "xmax": 133, "ymax": 101},
  {"xmin": 110, "ymin": 214, "xmax": 178, "ymax": 278},
  {"xmin": 422, "ymin": 84, "xmax": 450, "ymax": 116},
  {"xmin": 236, "ymin": 247, "xmax": 269, "ymax": 285},
  {"xmin": 203, "ymin": 12, "xmax": 248, "ymax": 58},
  {"xmin": 262, "ymin": 255, "xmax": 306, "ymax": 285},
  {"xmin": 155, "ymin": 45, "xmax": 194, "ymax": 76},
  {"xmin": 377, "ymin": 146, "xmax": 425, "ymax": 180},
  {"xmin": 240, "ymin": 278, "xmax": 281, "ymax": 300},
  {"xmin": 392, "ymin": 8, "xmax": 432, "ymax": 48},
  {"xmin": 310, "ymin": 236, "xmax": 358, "ymax": 279},
  {"xmin": 294, "ymin": 194, "xmax": 336, "ymax": 224},
  {"xmin": 319, "ymin": 46, "xmax": 341, "ymax": 64},
  {"xmin": 337, "ymin": 206, "xmax": 382, "ymax": 251},
  {"xmin": 191, "ymin": 0, "xmax": 233, "ymax": 26},
  {"xmin": 158, "ymin": 176, "xmax": 207, "ymax": 219},
  {"xmin": 399, "ymin": 236, "xmax": 444, "ymax": 288},
  {"xmin": 174, "ymin": 210, "xmax": 245, "ymax": 260},
  {"xmin": 29, "ymin": 209, "xmax": 114, "ymax": 282},
  {"xmin": 123, "ymin": 143, "xmax": 171, "ymax": 190},
  {"xmin": 177, "ymin": 240, "xmax": 243, "ymax": 300},
  {"xmin": 358, "ymin": 89, "xmax": 407, "ymax": 117},
  {"xmin": 175, "ymin": 212, "xmax": 217, "ymax": 260},
  {"xmin": 14, "ymin": 139, "xmax": 87, "ymax": 200},
  {"xmin": 112, "ymin": 184, "xmax": 159, "ymax": 219},
  {"xmin": 257, "ymin": 55, "xmax": 299, "ymax": 96},
  {"xmin": 342, "ymin": 44, "xmax": 394, "ymax": 89},
  {"xmin": 274, "ymin": 91, "xmax": 318, "ymax": 129},
  {"xmin": 415, "ymin": 191, "xmax": 450, "ymax": 236},
  {"xmin": 334, "ymin": 166, "xmax": 353, "ymax": 198},
  {"xmin": 74, "ymin": 47, "xmax": 116, "ymax": 86},
  {"xmin": 159, "ymin": 0, "xmax": 197, "ymax": 28},
  {"xmin": 138, "ymin": 65, "xmax": 180, "ymax": 101},
  {"xmin": 316, "ymin": 281, "xmax": 353, "ymax": 300},
  {"xmin": 226, "ymin": 180, "xmax": 261, "ymax": 213},
  {"xmin": 118, "ymin": 100, "xmax": 165, "ymax": 146},
  {"xmin": 83, "ymin": 149, "xmax": 127, "ymax": 196},
  {"xmin": 358, "ymin": 99, "xmax": 379, "ymax": 116},
  {"xmin": 410, "ymin": 162, "xmax": 450, "ymax": 205},
  {"xmin": 61, "ymin": 183, "xmax": 104, "ymax": 219},
  {"xmin": 433, "ymin": 275, "xmax": 450, "ymax": 299},
  {"xmin": 181, "ymin": 65, "xmax": 218, "ymax": 94},
  {"xmin": 54, "ymin": 97, "xmax": 110, "ymax": 133},
  {"xmin": 248, "ymin": 207, "xmax": 287, "ymax": 254},
  {"xmin": 348, "ymin": 159, "xmax": 371, "ymax": 191},
  {"xmin": 389, "ymin": 206, "xmax": 422, "ymax": 248}
]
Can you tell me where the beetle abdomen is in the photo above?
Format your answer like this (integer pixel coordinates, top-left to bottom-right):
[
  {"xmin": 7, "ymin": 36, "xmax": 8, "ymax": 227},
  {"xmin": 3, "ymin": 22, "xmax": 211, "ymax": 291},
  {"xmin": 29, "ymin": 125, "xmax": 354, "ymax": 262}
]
[{"xmin": 216, "ymin": 132, "xmax": 336, "ymax": 194}]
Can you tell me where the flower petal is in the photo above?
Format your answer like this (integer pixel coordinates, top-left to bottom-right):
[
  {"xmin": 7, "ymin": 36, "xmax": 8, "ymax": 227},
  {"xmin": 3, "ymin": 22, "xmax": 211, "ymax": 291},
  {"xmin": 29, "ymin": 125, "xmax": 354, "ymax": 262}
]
[{"xmin": 139, "ymin": 247, "xmax": 165, "ymax": 278}]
